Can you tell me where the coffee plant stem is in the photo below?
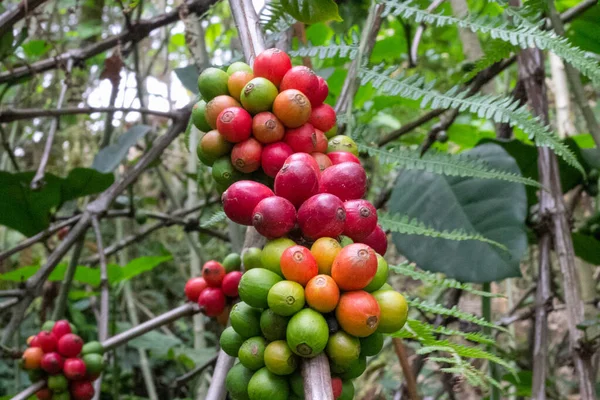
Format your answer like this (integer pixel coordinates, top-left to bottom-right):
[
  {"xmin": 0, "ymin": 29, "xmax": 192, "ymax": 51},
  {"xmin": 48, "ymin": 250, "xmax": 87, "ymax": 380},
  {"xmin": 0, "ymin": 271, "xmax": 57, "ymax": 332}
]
[{"xmin": 51, "ymin": 238, "xmax": 85, "ymax": 320}]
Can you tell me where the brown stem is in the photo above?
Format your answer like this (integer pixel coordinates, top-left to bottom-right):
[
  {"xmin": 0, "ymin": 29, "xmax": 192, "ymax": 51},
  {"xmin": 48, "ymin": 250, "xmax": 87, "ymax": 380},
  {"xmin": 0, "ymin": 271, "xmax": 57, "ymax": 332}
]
[
  {"xmin": 0, "ymin": 106, "xmax": 180, "ymax": 123},
  {"xmin": 301, "ymin": 353, "xmax": 334, "ymax": 400},
  {"xmin": 392, "ymin": 338, "xmax": 420, "ymax": 400},
  {"xmin": 30, "ymin": 59, "xmax": 73, "ymax": 190},
  {"xmin": 518, "ymin": 45, "xmax": 596, "ymax": 399},
  {"xmin": 0, "ymin": 0, "xmax": 49, "ymax": 37}
]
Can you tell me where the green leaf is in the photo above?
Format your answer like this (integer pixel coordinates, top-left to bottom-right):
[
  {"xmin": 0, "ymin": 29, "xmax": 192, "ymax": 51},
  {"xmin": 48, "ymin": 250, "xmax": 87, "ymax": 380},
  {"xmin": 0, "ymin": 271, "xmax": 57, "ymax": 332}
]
[
  {"xmin": 476, "ymin": 138, "xmax": 591, "ymax": 207},
  {"xmin": 92, "ymin": 125, "xmax": 152, "ymax": 173},
  {"xmin": 0, "ymin": 169, "xmax": 113, "ymax": 237},
  {"xmin": 360, "ymin": 144, "xmax": 543, "ymax": 188},
  {"xmin": 572, "ymin": 233, "xmax": 600, "ymax": 265},
  {"xmin": 174, "ymin": 65, "xmax": 200, "ymax": 94},
  {"xmin": 280, "ymin": 0, "xmax": 343, "ymax": 24},
  {"xmin": 379, "ymin": 212, "xmax": 508, "ymax": 251},
  {"xmin": 0, "ymin": 256, "xmax": 170, "ymax": 285},
  {"xmin": 389, "ymin": 263, "xmax": 505, "ymax": 298},
  {"xmin": 61, "ymin": 168, "xmax": 115, "ymax": 203},
  {"xmin": 567, "ymin": 5, "xmax": 600, "ymax": 54},
  {"xmin": 360, "ymin": 68, "xmax": 585, "ymax": 175},
  {"xmin": 118, "ymin": 255, "xmax": 172, "ymax": 282},
  {"xmin": 21, "ymin": 40, "xmax": 51, "ymax": 58},
  {"xmin": 389, "ymin": 143, "xmax": 528, "ymax": 283}
]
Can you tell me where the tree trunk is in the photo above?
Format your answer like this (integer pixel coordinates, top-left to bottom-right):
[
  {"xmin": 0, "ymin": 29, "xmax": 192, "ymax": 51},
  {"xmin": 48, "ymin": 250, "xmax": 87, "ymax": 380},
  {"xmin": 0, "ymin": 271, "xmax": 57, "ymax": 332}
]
[{"xmin": 518, "ymin": 47, "xmax": 596, "ymax": 400}]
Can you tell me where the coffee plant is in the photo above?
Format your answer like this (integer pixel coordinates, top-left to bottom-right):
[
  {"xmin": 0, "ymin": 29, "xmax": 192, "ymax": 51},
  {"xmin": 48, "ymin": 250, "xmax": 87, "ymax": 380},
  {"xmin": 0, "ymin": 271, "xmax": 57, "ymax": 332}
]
[{"xmin": 0, "ymin": 0, "xmax": 599, "ymax": 399}]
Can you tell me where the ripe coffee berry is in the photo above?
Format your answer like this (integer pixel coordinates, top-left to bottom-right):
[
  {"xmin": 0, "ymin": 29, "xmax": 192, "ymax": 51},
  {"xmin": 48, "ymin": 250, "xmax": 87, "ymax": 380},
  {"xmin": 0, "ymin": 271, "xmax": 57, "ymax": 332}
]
[
  {"xmin": 222, "ymin": 181, "xmax": 274, "ymax": 225},
  {"xmin": 36, "ymin": 331, "xmax": 57, "ymax": 353},
  {"xmin": 198, "ymin": 287, "xmax": 226, "ymax": 317},
  {"xmin": 63, "ymin": 357, "xmax": 87, "ymax": 380},
  {"xmin": 70, "ymin": 380, "xmax": 95, "ymax": 400},
  {"xmin": 252, "ymin": 196, "xmax": 296, "ymax": 239},
  {"xmin": 252, "ymin": 48, "xmax": 292, "ymax": 87},
  {"xmin": 280, "ymin": 66, "xmax": 320, "ymax": 105},
  {"xmin": 185, "ymin": 277, "xmax": 208, "ymax": 302},
  {"xmin": 51, "ymin": 320, "xmax": 72, "ymax": 339},
  {"xmin": 297, "ymin": 194, "xmax": 346, "ymax": 240},
  {"xmin": 216, "ymin": 107, "xmax": 252, "ymax": 143},
  {"xmin": 222, "ymin": 271, "xmax": 243, "ymax": 297},
  {"xmin": 261, "ymin": 142, "xmax": 293, "ymax": 178},
  {"xmin": 40, "ymin": 352, "xmax": 64, "ymax": 374},
  {"xmin": 57, "ymin": 333, "xmax": 83, "ymax": 358},
  {"xmin": 202, "ymin": 261, "xmax": 226, "ymax": 287}
]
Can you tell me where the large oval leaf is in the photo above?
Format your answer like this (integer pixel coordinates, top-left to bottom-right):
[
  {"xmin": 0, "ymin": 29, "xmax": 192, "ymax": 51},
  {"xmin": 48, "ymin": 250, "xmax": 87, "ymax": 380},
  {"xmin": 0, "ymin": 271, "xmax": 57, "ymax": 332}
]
[
  {"xmin": 280, "ymin": 0, "xmax": 342, "ymax": 24},
  {"xmin": 389, "ymin": 143, "xmax": 527, "ymax": 283}
]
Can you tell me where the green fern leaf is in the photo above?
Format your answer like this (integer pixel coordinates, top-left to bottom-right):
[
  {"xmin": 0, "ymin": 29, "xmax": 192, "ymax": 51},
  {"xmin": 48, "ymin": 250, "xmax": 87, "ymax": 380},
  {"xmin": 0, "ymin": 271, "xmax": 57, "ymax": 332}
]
[
  {"xmin": 406, "ymin": 298, "xmax": 509, "ymax": 333},
  {"xmin": 379, "ymin": 1, "xmax": 600, "ymax": 86},
  {"xmin": 389, "ymin": 263, "xmax": 505, "ymax": 298},
  {"xmin": 379, "ymin": 212, "xmax": 508, "ymax": 252},
  {"xmin": 359, "ymin": 143, "xmax": 543, "ymax": 188},
  {"xmin": 288, "ymin": 42, "xmax": 359, "ymax": 60},
  {"xmin": 403, "ymin": 318, "xmax": 496, "ymax": 346},
  {"xmin": 259, "ymin": 0, "xmax": 294, "ymax": 33},
  {"xmin": 463, "ymin": 40, "xmax": 516, "ymax": 82},
  {"xmin": 200, "ymin": 210, "xmax": 226, "ymax": 228},
  {"xmin": 360, "ymin": 68, "xmax": 584, "ymax": 174}
]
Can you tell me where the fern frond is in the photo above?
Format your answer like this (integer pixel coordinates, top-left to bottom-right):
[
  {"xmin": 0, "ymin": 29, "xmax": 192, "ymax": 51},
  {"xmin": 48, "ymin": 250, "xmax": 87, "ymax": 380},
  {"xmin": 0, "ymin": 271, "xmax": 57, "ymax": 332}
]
[
  {"xmin": 406, "ymin": 298, "xmax": 509, "ymax": 332},
  {"xmin": 405, "ymin": 318, "xmax": 496, "ymax": 346},
  {"xmin": 360, "ymin": 68, "xmax": 584, "ymax": 174},
  {"xmin": 379, "ymin": 1, "xmax": 600, "ymax": 86},
  {"xmin": 389, "ymin": 263, "xmax": 505, "ymax": 298},
  {"xmin": 359, "ymin": 143, "xmax": 543, "ymax": 188},
  {"xmin": 259, "ymin": 0, "xmax": 294, "ymax": 33},
  {"xmin": 432, "ymin": 326, "xmax": 496, "ymax": 346},
  {"xmin": 288, "ymin": 42, "xmax": 359, "ymax": 60},
  {"xmin": 379, "ymin": 212, "xmax": 508, "ymax": 252},
  {"xmin": 463, "ymin": 40, "xmax": 516, "ymax": 82},
  {"xmin": 200, "ymin": 210, "xmax": 226, "ymax": 228}
]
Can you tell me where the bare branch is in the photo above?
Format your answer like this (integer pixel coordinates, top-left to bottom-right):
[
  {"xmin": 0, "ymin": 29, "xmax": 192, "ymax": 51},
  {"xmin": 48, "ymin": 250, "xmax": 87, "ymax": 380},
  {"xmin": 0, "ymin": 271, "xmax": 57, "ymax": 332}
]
[
  {"xmin": 410, "ymin": 0, "xmax": 446, "ymax": 65},
  {"xmin": 392, "ymin": 338, "xmax": 420, "ymax": 400},
  {"xmin": 51, "ymin": 238, "xmax": 85, "ymax": 320},
  {"xmin": 0, "ymin": 0, "xmax": 218, "ymax": 85},
  {"xmin": 0, "ymin": 107, "xmax": 180, "ymax": 123},
  {"xmin": 172, "ymin": 354, "xmax": 219, "ymax": 387},
  {"xmin": 301, "ymin": 353, "xmax": 334, "ymax": 400},
  {"xmin": 0, "ymin": 0, "xmax": 49, "ymax": 37},
  {"xmin": 82, "ymin": 199, "xmax": 220, "ymax": 265},
  {"xmin": 518, "ymin": 43, "xmax": 597, "ymax": 399},
  {"xmin": 0, "ymin": 125, "xmax": 19, "ymax": 171},
  {"xmin": 30, "ymin": 58, "xmax": 73, "ymax": 189},
  {"xmin": 0, "ymin": 216, "xmax": 81, "ymax": 264},
  {"xmin": 334, "ymin": 4, "xmax": 384, "ymax": 117}
]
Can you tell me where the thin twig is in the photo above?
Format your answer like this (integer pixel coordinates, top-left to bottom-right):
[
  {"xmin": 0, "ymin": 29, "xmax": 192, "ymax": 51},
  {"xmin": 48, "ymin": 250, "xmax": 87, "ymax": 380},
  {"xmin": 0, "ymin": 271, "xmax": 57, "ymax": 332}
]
[
  {"xmin": 519, "ymin": 44, "xmax": 597, "ymax": 399},
  {"xmin": 392, "ymin": 338, "xmax": 420, "ymax": 400},
  {"xmin": 30, "ymin": 58, "xmax": 73, "ymax": 189},
  {"xmin": 334, "ymin": 4, "xmax": 384, "ymax": 117},
  {"xmin": 51, "ymin": 238, "xmax": 85, "ymax": 320},
  {"xmin": 0, "ymin": 216, "xmax": 81, "ymax": 264},
  {"xmin": 91, "ymin": 217, "xmax": 110, "ymax": 400},
  {"xmin": 0, "ymin": 106, "xmax": 180, "ymax": 123},
  {"xmin": 172, "ymin": 354, "xmax": 219, "ymax": 387},
  {"xmin": 410, "ymin": 0, "xmax": 446, "ymax": 65},
  {"xmin": 0, "ymin": 0, "xmax": 49, "ymax": 37},
  {"xmin": 0, "ymin": 125, "xmax": 19, "ymax": 171}
]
